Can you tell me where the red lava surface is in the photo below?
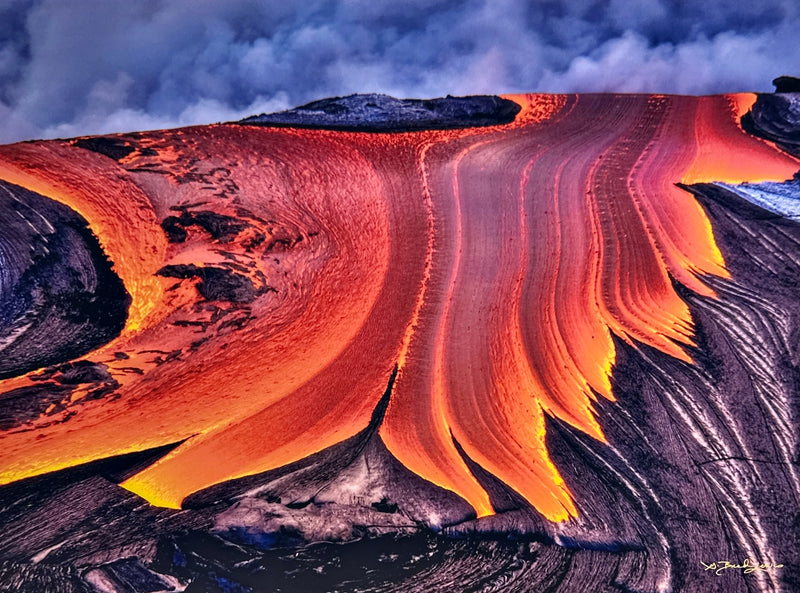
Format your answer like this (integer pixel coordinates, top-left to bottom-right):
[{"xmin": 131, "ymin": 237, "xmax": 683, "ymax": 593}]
[{"xmin": 0, "ymin": 93, "xmax": 796, "ymax": 522}]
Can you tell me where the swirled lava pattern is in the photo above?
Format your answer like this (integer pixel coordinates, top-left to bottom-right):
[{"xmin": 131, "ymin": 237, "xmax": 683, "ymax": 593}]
[{"xmin": 0, "ymin": 94, "xmax": 797, "ymax": 523}]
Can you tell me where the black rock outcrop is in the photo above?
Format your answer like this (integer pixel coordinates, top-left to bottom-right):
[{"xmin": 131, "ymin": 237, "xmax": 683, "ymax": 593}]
[
  {"xmin": 741, "ymin": 92, "xmax": 800, "ymax": 158},
  {"xmin": 0, "ymin": 181, "xmax": 130, "ymax": 380},
  {"xmin": 773, "ymin": 76, "xmax": 800, "ymax": 93},
  {"xmin": 238, "ymin": 93, "xmax": 521, "ymax": 132}
]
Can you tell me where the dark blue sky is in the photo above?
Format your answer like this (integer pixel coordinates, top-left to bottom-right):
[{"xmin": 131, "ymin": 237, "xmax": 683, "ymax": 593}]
[{"xmin": 1, "ymin": 0, "xmax": 798, "ymax": 142}]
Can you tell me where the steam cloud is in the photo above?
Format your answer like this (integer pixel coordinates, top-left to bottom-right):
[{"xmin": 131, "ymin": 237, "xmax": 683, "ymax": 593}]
[{"xmin": 1, "ymin": 0, "xmax": 798, "ymax": 142}]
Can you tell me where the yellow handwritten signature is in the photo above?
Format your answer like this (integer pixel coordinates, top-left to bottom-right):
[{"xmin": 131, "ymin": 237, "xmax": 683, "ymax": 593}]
[{"xmin": 702, "ymin": 559, "xmax": 784, "ymax": 576}]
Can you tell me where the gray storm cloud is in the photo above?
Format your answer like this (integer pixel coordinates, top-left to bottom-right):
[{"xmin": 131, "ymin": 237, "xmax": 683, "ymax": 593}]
[{"xmin": 0, "ymin": 0, "xmax": 798, "ymax": 142}]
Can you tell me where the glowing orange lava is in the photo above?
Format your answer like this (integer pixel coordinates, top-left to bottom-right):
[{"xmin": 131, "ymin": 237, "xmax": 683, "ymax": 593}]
[{"xmin": 0, "ymin": 93, "xmax": 796, "ymax": 520}]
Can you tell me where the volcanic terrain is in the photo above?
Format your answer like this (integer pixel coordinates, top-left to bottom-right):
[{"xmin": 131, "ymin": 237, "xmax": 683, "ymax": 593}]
[{"xmin": 0, "ymin": 88, "xmax": 799, "ymax": 592}]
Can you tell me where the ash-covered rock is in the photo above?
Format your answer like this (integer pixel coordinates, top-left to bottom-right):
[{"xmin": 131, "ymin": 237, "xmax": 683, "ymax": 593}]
[
  {"xmin": 717, "ymin": 174, "xmax": 800, "ymax": 221},
  {"xmin": 185, "ymin": 368, "xmax": 478, "ymax": 532},
  {"xmin": 238, "ymin": 93, "xmax": 521, "ymax": 132}
]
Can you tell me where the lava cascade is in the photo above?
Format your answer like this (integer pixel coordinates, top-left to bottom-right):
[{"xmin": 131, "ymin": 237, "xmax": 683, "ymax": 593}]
[{"xmin": 0, "ymin": 93, "xmax": 796, "ymax": 521}]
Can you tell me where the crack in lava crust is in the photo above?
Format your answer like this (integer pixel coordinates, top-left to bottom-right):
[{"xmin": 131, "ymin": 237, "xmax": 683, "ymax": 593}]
[{"xmin": 0, "ymin": 93, "xmax": 797, "ymax": 522}]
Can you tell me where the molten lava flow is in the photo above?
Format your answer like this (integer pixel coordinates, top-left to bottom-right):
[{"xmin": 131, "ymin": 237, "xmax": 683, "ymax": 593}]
[
  {"xmin": 683, "ymin": 94, "xmax": 799, "ymax": 185},
  {"xmin": 0, "ymin": 93, "xmax": 797, "ymax": 519}
]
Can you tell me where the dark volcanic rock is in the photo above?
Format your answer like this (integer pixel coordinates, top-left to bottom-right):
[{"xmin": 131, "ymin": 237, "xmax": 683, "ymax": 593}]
[
  {"xmin": 238, "ymin": 93, "xmax": 521, "ymax": 132},
  {"xmin": 0, "ymin": 362, "xmax": 123, "ymax": 426},
  {"xmin": 161, "ymin": 209, "xmax": 250, "ymax": 244},
  {"xmin": 83, "ymin": 558, "xmax": 181, "ymax": 593},
  {"xmin": 0, "ymin": 180, "xmax": 130, "ymax": 380},
  {"xmin": 0, "ymin": 562, "xmax": 91, "ymax": 593},
  {"xmin": 149, "ymin": 530, "xmax": 651, "ymax": 593},
  {"xmin": 157, "ymin": 264, "xmax": 260, "ymax": 303},
  {"xmin": 74, "ymin": 137, "xmax": 137, "ymax": 161},
  {"xmin": 0, "ymin": 383, "xmax": 71, "ymax": 430},
  {"xmin": 741, "ymin": 92, "xmax": 800, "ymax": 157},
  {"xmin": 0, "ymin": 445, "xmax": 208, "ymax": 564},
  {"xmin": 35, "ymin": 360, "xmax": 114, "ymax": 384},
  {"xmin": 773, "ymin": 76, "xmax": 800, "ymax": 93}
]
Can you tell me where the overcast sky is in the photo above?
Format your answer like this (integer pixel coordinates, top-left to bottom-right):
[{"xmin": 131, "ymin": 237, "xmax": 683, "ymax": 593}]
[{"xmin": 1, "ymin": 0, "xmax": 798, "ymax": 143}]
